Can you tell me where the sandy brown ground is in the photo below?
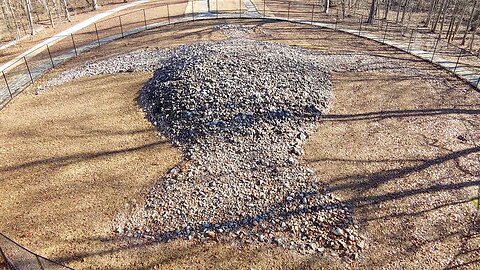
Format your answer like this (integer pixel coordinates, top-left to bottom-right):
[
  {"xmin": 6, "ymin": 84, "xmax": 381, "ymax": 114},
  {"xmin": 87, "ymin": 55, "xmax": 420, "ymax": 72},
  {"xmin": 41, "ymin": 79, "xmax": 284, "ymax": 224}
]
[{"xmin": 1, "ymin": 19, "xmax": 480, "ymax": 269}]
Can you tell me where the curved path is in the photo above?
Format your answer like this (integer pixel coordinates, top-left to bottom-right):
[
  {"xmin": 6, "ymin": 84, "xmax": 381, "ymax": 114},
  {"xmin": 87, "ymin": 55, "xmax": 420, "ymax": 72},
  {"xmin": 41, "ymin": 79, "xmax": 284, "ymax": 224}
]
[
  {"xmin": 0, "ymin": 0, "xmax": 150, "ymax": 74},
  {"xmin": 0, "ymin": 2, "xmax": 479, "ymax": 109},
  {"xmin": 1, "ymin": 4, "xmax": 479, "ymax": 269}
]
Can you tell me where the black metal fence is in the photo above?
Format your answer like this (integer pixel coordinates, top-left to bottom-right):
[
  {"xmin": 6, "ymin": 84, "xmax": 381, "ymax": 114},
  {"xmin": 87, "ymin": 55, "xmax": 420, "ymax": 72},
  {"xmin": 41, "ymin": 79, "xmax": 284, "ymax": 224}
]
[
  {"xmin": 0, "ymin": 233, "xmax": 72, "ymax": 270},
  {"xmin": 0, "ymin": 1, "xmax": 479, "ymax": 269},
  {"xmin": 1, "ymin": 0, "xmax": 480, "ymax": 112}
]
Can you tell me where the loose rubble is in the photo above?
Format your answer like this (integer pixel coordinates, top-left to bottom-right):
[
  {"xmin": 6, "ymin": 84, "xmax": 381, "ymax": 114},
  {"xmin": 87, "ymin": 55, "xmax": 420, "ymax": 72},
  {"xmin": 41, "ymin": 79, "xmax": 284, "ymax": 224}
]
[
  {"xmin": 41, "ymin": 35, "xmax": 455, "ymax": 259},
  {"xmin": 114, "ymin": 39, "xmax": 366, "ymax": 258},
  {"xmin": 38, "ymin": 49, "xmax": 171, "ymax": 91}
]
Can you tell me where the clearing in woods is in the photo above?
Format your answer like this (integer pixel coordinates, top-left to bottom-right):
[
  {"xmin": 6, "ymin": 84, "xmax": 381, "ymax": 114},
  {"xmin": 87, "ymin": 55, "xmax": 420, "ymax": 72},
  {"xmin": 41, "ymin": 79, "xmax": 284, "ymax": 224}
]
[{"xmin": 0, "ymin": 17, "xmax": 479, "ymax": 270}]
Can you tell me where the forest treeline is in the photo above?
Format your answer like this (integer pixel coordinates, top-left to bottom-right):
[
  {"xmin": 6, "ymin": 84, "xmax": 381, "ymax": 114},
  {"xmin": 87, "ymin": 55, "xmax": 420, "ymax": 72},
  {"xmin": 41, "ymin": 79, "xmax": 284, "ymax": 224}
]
[
  {"xmin": 1, "ymin": 0, "xmax": 479, "ymax": 49},
  {"xmin": 0, "ymin": 0, "xmax": 127, "ymax": 43},
  {"xmin": 327, "ymin": 0, "xmax": 479, "ymax": 47}
]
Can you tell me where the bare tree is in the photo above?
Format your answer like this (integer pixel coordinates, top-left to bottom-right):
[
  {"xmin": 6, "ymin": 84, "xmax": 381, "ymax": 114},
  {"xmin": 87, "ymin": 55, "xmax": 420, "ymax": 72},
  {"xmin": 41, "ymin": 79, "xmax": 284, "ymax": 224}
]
[
  {"xmin": 1, "ymin": 0, "xmax": 14, "ymax": 38},
  {"xmin": 446, "ymin": 0, "xmax": 463, "ymax": 42},
  {"xmin": 384, "ymin": 0, "xmax": 390, "ymax": 19},
  {"xmin": 92, "ymin": 0, "xmax": 98, "ymax": 10},
  {"xmin": 425, "ymin": 0, "xmax": 438, "ymax": 27},
  {"xmin": 396, "ymin": 0, "xmax": 404, "ymax": 23},
  {"xmin": 61, "ymin": 0, "xmax": 70, "ymax": 21},
  {"xmin": 341, "ymin": 0, "xmax": 347, "ymax": 18},
  {"xmin": 38, "ymin": 0, "xmax": 54, "ymax": 28},
  {"xmin": 462, "ymin": 0, "xmax": 478, "ymax": 45},
  {"xmin": 433, "ymin": 0, "xmax": 448, "ymax": 32},
  {"xmin": 24, "ymin": 0, "xmax": 35, "ymax": 35},
  {"xmin": 5, "ymin": 0, "xmax": 20, "ymax": 39},
  {"xmin": 400, "ymin": 0, "xmax": 410, "ymax": 24},
  {"xmin": 367, "ymin": 0, "xmax": 378, "ymax": 23}
]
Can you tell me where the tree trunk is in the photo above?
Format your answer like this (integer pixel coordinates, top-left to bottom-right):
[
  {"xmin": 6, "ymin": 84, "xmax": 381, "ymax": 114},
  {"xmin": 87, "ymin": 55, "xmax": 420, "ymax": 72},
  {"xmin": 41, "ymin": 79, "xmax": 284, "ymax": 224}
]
[
  {"xmin": 1, "ymin": 0, "xmax": 13, "ymax": 37},
  {"xmin": 24, "ymin": 0, "xmax": 35, "ymax": 35},
  {"xmin": 61, "ymin": 0, "xmax": 70, "ymax": 21},
  {"xmin": 433, "ymin": 0, "xmax": 447, "ymax": 32},
  {"xmin": 439, "ymin": 0, "xmax": 451, "ymax": 34},
  {"xmin": 367, "ymin": 0, "xmax": 377, "ymax": 23},
  {"xmin": 341, "ymin": 0, "xmax": 346, "ymax": 18},
  {"xmin": 462, "ymin": 0, "xmax": 478, "ymax": 45},
  {"xmin": 384, "ymin": 0, "xmax": 390, "ymax": 19},
  {"xmin": 446, "ymin": 11, "xmax": 456, "ymax": 42},
  {"xmin": 39, "ymin": 0, "xmax": 54, "ymax": 28},
  {"xmin": 92, "ymin": 0, "xmax": 98, "ymax": 10},
  {"xmin": 452, "ymin": 2, "xmax": 467, "ymax": 39},
  {"xmin": 426, "ymin": 0, "xmax": 438, "ymax": 27},
  {"xmin": 53, "ymin": 0, "xmax": 62, "ymax": 25},
  {"xmin": 400, "ymin": 0, "xmax": 410, "ymax": 24},
  {"xmin": 324, "ymin": 0, "xmax": 330, "ymax": 13},
  {"xmin": 469, "ymin": 27, "xmax": 477, "ymax": 50},
  {"xmin": 396, "ymin": 0, "xmax": 404, "ymax": 23},
  {"xmin": 6, "ymin": 0, "xmax": 20, "ymax": 39}
]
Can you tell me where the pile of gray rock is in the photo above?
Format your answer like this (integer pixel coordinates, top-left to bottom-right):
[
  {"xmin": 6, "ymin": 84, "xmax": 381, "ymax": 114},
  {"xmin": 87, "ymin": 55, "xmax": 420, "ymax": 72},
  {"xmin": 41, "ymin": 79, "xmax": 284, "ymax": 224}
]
[
  {"xmin": 38, "ymin": 30, "xmax": 457, "ymax": 259},
  {"xmin": 39, "ymin": 49, "xmax": 170, "ymax": 90},
  {"xmin": 121, "ymin": 39, "xmax": 364, "ymax": 258}
]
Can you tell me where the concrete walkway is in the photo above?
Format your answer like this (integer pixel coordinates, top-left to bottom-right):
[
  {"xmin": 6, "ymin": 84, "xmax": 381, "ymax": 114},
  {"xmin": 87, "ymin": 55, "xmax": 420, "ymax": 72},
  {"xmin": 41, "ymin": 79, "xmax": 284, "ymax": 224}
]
[
  {"xmin": 0, "ymin": 0, "xmax": 150, "ymax": 74},
  {"xmin": 302, "ymin": 19, "xmax": 480, "ymax": 89},
  {"xmin": 1, "ymin": 4, "xmax": 479, "ymax": 110}
]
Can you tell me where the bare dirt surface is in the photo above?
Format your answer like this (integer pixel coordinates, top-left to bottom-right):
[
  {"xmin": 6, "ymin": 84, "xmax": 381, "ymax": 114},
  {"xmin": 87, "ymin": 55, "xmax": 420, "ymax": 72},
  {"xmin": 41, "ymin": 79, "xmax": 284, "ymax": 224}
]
[{"xmin": 1, "ymin": 19, "xmax": 479, "ymax": 269}]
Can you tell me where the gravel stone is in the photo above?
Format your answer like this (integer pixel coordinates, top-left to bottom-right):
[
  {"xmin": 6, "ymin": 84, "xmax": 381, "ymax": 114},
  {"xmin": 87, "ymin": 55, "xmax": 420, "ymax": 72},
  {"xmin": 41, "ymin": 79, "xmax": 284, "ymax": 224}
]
[
  {"xmin": 117, "ymin": 38, "xmax": 366, "ymax": 258},
  {"xmin": 39, "ymin": 32, "xmax": 459, "ymax": 259}
]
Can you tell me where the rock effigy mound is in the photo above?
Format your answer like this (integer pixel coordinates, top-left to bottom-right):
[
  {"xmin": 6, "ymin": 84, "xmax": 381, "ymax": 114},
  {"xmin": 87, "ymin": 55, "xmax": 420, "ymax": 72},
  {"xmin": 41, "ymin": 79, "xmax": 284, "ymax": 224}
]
[
  {"xmin": 139, "ymin": 39, "xmax": 331, "ymax": 147},
  {"xmin": 121, "ymin": 39, "xmax": 364, "ymax": 258}
]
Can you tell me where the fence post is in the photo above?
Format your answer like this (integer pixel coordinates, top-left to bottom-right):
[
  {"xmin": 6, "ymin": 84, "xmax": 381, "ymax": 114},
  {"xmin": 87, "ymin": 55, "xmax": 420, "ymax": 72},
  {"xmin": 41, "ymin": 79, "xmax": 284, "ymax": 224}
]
[
  {"xmin": 192, "ymin": 2, "xmax": 195, "ymax": 21},
  {"xmin": 287, "ymin": 2, "xmax": 291, "ymax": 20},
  {"xmin": 263, "ymin": 0, "xmax": 266, "ymax": 17},
  {"xmin": 2, "ymin": 71, "xmax": 12, "ymax": 98},
  {"xmin": 119, "ymin": 16, "xmax": 124, "ymax": 38},
  {"xmin": 143, "ymin": 9, "xmax": 147, "ymax": 29},
  {"xmin": 46, "ymin": 44, "xmax": 54, "ymax": 68},
  {"xmin": 431, "ymin": 33, "xmax": 440, "ymax": 62},
  {"xmin": 383, "ymin": 21, "xmax": 388, "ymax": 42},
  {"xmin": 454, "ymin": 48, "xmax": 463, "ymax": 72},
  {"xmin": 311, "ymin": 5, "xmax": 315, "ymax": 24},
  {"xmin": 24, "ymin": 56, "xmax": 34, "ymax": 84},
  {"xmin": 358, "ymin": 15, "xmax": 363, "ymax": 35},
  {"xmin": 335, "ymin": 8, "xmax": 339, "ymax": 30},
  {"xmin": 71, "ymin": 34, "xmax": 78, "ymax": 56},
  {"xmin": 167, "ymin": 4, "xmax": 171, "ymax": 25},
  {"xmin": 94, "ymin": 23, "xmax": 100, "ymax": 46},
  {"xmin": 407, "ymin": 28, "xmax": 414, "ymax": 52},
  {"xmin": 0, "ymin": 247, "xmax": 14, "ymax": 270},
  {"xmin": 36, "ymin": 255, "xmax": 46, "ymax": 270},
  {"xmin": 239, "ymin": 0, "xmax": 242, "ymax": 18},
  {"xmin": 477, "ymin": 185, "xmax": 480, "ymax": 211}
]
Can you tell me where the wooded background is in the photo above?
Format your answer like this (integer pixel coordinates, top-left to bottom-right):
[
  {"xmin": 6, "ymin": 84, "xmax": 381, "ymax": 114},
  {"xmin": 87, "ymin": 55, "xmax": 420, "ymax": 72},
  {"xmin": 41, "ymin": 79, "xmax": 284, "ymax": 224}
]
[
  {"xmin": 1, "ymin": 0, "xmax": 479, "ymax": 50},
  {"xmin": 0, "ymin": 0, "xmax": 128, "ymax": 44},
  {"xmin": 331, "ymin": 0, "xmax": 479, "ymax": 49}
]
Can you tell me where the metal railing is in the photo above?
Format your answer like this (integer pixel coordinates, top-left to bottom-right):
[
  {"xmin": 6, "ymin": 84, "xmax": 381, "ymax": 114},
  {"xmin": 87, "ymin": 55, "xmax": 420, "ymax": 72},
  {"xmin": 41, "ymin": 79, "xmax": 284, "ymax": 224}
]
[
  {"xmin": 0, "ymin": 233, "xmax": 72, "ymax": 270},
  {"xmin": 0, "ymin": 1, "xmax": 479, "ymax": 269},
  {"xmin": 0, "ymin": 0, "xmax": 479, "ymax": 111}
]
